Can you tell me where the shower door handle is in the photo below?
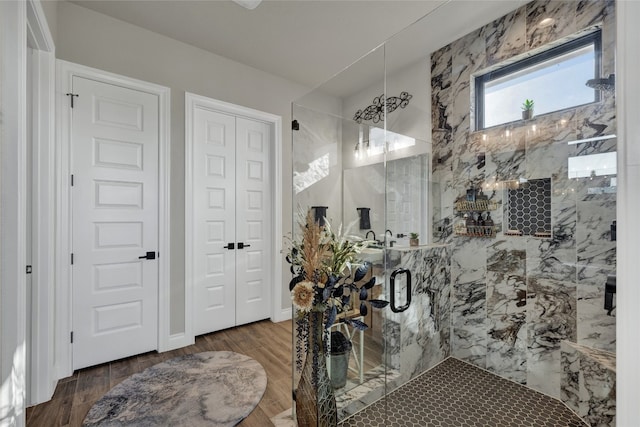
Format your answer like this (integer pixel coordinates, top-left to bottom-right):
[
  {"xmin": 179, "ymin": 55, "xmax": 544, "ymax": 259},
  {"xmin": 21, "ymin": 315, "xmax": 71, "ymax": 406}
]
[{"xmin": 390, "ymin": 268, "xmax": 411, "ymax": 313}]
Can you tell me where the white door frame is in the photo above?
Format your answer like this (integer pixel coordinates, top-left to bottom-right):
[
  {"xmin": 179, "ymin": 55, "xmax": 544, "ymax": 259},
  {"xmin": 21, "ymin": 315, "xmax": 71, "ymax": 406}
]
[
  {"xmin": 56, "ymin": 61, "xmax": 172, "ymax": 379},
  {"xmin": 0, "ymin": 0, "xmax": 56, "ymax": 421},
  {"xmin": 1, "ymin": 2, "xmax": 28, "ymax": 425},
  {"xmin": 26, "ymin": 0, "xmax": 57, "ymax": 406},
  {"xmin": 185, "ymin": 92, "xmax": 284, "ymax": 341}
]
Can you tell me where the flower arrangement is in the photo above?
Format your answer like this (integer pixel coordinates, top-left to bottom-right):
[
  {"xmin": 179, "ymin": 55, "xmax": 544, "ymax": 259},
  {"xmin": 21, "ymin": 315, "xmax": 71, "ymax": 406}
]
[{"xmin": 287, "ymin": 209, "xmax": 389, "ymax": 369}]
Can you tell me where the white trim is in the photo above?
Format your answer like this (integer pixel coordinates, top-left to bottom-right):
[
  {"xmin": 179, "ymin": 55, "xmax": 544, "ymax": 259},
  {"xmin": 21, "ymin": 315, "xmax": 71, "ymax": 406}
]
[
  {"xmin": 26, "ymin": 0, "xmax": 54, "ymax": 53},
  {"xmin": 1, "ymin": 1, "xmax": 27, "ymax": 425},
  {"xmin": 616, "ymin": 0, "xmax": 639, "ymax": 424},
  {"xmin": 185, "ymin": 92, "xmax": 283, "ymax": 338},
  {"xmin": 26, "ymin": 3, "xmax": 56, "ymax": 406},
  {"xmin": 274, "ymin": 307, "xmax": 293, "ymax": 323},
  {"xmin": 55, "ymin": 61, "xmax": 172, "ymax": 377}
]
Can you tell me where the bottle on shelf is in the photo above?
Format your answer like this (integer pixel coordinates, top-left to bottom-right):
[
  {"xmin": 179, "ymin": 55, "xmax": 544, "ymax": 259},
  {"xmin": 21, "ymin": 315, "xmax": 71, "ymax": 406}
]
[
  {"xmin": 477, "ymin": 213, "xmax": 485, "ymax": 236},
  {"xmin": 484, "ymin": 212, "xmax": 494, "ymax": 236},
  {"xmin": 465, "ymin": 212, "xmax": 476, "ymax": 235}
]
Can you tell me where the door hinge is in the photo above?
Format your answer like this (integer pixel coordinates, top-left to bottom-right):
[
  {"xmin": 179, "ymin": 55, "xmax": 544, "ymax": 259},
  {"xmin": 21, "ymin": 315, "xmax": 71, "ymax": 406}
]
[
  {"xmin": 71, "ymin": 253, "xmax": 74, "ymax": 265},
  {"xmin": 70, "ymin": 331, "xmax": 74, "ymax": 343},
  {"xmin": 66, "ymin": 93, "xmax": 79, "ymax": 108},
  {"xmin": 71, "ymin": 174, "xmax": 74, "ymax": 186},
  {"xmin": 26, "ymin": 265, "xmax": 32, "ymax": 274},
  {"xmin": 292, "ymin": 119, "xmax": 299, "ymax": 131}
]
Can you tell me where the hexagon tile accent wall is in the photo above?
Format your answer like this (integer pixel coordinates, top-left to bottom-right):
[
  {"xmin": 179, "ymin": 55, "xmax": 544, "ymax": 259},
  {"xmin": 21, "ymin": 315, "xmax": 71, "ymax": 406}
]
[{"xmin": 506, "ymin": 178, "xmax": 551, "ymax": 237}]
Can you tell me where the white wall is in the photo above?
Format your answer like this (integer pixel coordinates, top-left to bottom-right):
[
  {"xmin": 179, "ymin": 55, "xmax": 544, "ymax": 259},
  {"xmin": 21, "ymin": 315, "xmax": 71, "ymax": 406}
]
[
  {"xmin": 342, "ymin": 58, "xmax": 432, "ymax": 171},
  {"xmin": 616, "ymin": 0, "xmax": 640, "ymax": 424},
  {"xmin": 40, "ymin": 0, "xmax": 57, "ymax": 47},
  {"xmin": 55, "ymin": 1, "xmax": 310, "ymax": 333}
]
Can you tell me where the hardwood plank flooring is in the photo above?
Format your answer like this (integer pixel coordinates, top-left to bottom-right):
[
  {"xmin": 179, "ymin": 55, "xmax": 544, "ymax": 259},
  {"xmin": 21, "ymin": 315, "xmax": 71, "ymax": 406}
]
[{"xmin": 26, "ymin": 319, "xmax": 294, "ymax": 427}]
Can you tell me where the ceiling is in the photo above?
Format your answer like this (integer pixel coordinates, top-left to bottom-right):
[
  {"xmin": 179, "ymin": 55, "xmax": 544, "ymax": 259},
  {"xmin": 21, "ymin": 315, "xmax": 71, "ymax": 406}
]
[{"xmin": 69, "ymin": 0, "xmax": 527, "ymax": 91}]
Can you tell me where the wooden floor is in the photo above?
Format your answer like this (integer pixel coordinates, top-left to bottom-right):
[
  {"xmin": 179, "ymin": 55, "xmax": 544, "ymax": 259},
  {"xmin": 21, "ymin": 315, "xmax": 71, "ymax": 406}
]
[{"xmin": 26, "ymin": 319, "xmax": 294, "ymax": 427}]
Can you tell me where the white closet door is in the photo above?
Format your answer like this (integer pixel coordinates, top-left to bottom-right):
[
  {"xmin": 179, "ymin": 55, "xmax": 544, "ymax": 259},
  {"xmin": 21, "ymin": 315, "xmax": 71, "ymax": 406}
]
[
  {"xmin": 193, "ymin": 108, "xmax": 237, "ymax": 336},
  {"xmin": 71, "ymin": 76, "xmax": 159, "ymax": 369},
  {"xmin": 235, "ymin": 117, "xmax": 271, "ymax": 324}
]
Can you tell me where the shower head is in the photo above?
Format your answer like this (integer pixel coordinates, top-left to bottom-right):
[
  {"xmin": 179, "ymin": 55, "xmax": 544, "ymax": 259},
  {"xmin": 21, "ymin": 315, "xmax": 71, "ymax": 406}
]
[{"xmin": 586, "ymin": 74, "xmax": 615, "ymax": 92}]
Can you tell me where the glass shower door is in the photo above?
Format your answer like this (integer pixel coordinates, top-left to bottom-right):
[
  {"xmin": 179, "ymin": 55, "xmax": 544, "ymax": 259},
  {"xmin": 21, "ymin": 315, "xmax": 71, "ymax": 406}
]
[{"xmin": 291, "ymin": 45, "xmax": 389, "ymax": 425}]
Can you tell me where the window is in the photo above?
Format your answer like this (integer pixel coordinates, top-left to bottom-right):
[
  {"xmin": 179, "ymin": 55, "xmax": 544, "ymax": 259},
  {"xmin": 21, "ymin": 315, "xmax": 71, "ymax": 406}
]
[{"xmin": 475, "ymin": 31, "xmax": 601, "ymax": 130}]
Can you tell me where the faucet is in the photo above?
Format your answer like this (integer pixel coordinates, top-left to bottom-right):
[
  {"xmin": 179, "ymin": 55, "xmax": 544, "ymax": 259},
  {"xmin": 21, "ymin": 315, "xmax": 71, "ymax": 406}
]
[
  {"xmin": 383, "ymin": 229, "xmax": 395, "ymax": 246},
  {"xmin": 365, "ymin": 230, "xmax": 376, "ymax": 242}
]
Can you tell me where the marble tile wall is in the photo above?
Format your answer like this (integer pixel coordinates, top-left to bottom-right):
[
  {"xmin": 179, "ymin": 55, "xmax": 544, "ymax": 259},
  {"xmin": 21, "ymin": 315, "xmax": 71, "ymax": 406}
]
[
  {"xmin": 561, "ymin": 341, "xmax": 616, "ymax": 426},
  {"xmin": 334, "ymin": 245, "xmax": 451, "ymax": 421},
  {"xmin": 430, "ymin": 0, "xmax": 616, "ymax": 402},
  {"xmin": 385, "ymin": 245, "xmax": 451, "ymax": 383}
]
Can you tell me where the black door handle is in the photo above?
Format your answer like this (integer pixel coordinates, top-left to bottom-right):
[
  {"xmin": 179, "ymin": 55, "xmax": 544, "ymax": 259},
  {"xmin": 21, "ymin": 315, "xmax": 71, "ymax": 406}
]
[
  {"xmin": 237, "ymin": 242, "xmax": 251, "ymax": 249},
  {"xmin": 390, "ymin": 268, "xmax": 411, "ymax": 313},
  {"xmin": 223, "ymin": 243, "xmax": 235, "ymax": 250},
  {"xmin": 139, "ymin": 251, "xmax": 156, "ymax": 260}
]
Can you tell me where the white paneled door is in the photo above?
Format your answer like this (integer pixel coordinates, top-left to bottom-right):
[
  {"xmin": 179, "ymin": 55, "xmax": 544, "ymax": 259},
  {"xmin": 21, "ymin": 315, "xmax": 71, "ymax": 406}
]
[
  {"xmin": 234, "ymin": 117, "xmax": 271, "ymax": 326},
  {"xmin": 71, "ymin": 76, "xmax": 159, "ymax": 369},
  {"xmin": 193, "ymin": 109, "xmax": 236, "ymax": 333},
  {"xmin": 193, "ymin": 108, "xmax": 271, "ymax": 336}
]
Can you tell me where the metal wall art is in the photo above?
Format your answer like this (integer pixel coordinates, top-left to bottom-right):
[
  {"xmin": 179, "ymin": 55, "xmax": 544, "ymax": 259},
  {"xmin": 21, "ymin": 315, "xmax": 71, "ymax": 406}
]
[{"xmin": 353, "ymin": 92, "xmax": 413, "ymax": 124}]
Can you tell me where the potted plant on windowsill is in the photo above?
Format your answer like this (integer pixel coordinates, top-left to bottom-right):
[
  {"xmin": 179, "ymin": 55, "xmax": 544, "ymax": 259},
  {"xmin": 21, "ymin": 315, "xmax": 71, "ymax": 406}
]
[
  {"xmin": 409, "ymin": 232, "xmax": 419, "ymax": 247},
  {"xmin": 522, "ymin": 99, "xmax": 534, "ymax": 120}
]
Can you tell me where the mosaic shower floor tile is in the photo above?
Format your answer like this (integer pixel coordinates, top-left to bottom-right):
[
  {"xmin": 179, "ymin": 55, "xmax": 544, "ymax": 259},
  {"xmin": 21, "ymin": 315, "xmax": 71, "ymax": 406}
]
[{"xmin": 340, "ymin": 357, "xmax": 586, "ymax": 427}]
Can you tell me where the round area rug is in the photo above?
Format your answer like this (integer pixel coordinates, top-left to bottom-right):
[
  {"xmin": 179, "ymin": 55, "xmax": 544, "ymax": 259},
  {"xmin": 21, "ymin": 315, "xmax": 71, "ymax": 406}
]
[{"xmin": 83, "ymin": 351, "xmax": 267, "ymax": 427}]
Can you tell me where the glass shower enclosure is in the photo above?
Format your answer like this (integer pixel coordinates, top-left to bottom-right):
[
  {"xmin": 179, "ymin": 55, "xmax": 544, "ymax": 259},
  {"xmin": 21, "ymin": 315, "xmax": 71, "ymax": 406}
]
[
  {"xmin": 291, "ymin": 0, "xmax": 617, "ymax": 425},
  {"xmin": 291, "ymin": 30, "xmax": 442, "ymax": 423}
]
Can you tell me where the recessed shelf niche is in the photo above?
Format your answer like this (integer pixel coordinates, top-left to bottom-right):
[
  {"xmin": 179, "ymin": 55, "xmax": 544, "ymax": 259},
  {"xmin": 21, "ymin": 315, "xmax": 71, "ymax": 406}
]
[{"xmin": 505, "ymin": 178, "xmax": 551, "ymax": 237}]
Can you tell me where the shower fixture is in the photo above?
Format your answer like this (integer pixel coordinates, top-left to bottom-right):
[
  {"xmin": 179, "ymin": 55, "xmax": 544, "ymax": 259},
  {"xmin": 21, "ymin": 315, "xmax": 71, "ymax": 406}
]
[{"xmin": 586, "ymin": 73, "xmax": 615, "ymax": 92}]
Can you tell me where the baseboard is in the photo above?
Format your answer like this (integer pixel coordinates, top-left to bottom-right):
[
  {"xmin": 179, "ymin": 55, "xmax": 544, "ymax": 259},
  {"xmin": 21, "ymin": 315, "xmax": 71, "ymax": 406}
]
[
  {"xmin": 272, "ymin": 307, "xmax": 292, "ymax": 323},
  {"xmin": 160, "ymin": 332, "xmax": 195, "ymax": 353}
]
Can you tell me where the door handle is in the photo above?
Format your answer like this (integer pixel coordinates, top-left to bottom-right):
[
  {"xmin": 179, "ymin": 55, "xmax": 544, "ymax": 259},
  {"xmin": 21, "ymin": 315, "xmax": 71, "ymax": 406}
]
[
  {"xmin": 237, "ymin": 242, "xmax": 251, "ymax": 249},
  {"xmin": 138, "ymin": 251, "xmax": 156, "ymax": 260},
  {"xmin": 223, "ymin": 243, "xmax": 235, "ymax": 250},
  {"xmin": 390, "ymin": 268, "xmax": 411, "ymax": 313}
]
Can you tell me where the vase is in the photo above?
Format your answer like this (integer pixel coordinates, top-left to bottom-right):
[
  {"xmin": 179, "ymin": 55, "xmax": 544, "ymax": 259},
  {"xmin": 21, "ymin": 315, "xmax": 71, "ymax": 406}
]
[
  {"xmin": 522, "ymin": 109, "xmax": 533, "ymax": 120},
  {"xmin": 409, "ymin": 238, "xmax": 419, "ymax": 247},
  {"xmin": 295, "ymin": 311, "xmax": 338, "ymax": 427}
]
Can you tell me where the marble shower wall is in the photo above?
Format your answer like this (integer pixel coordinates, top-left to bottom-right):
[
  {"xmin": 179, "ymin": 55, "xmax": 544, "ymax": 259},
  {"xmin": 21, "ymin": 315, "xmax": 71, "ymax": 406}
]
[
  {"xmin": 384, "ymin": 245, "xmax": 451, "ymax": 383},
  {"xmin": 561, "ymin": 341, "xmax": 616, "ymax": 426},
  {"xmin": 430, "ymin": 0, "xmax": 616, "ymax": 399}
]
